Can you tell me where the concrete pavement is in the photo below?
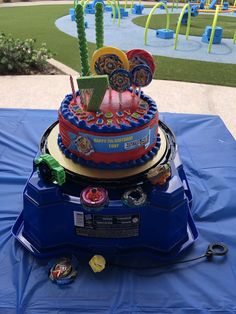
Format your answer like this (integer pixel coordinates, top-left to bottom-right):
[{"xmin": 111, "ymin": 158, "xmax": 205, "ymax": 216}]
[{"xmin": 0, "ymin": 73, "xmax": 235, "ymax": 138}]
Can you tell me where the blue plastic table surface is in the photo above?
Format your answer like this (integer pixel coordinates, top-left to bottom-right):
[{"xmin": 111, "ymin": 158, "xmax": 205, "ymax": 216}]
[{"xmin": 0, "ymin": 109, "xmax": 236, "ymax": 314}]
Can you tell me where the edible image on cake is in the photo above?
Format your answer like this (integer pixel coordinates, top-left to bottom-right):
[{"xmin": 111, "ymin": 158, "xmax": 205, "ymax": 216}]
[
  {"xmin": 75, "ymin": 136, "xmax": 94, "ymax": 156},
  {"xmin": 95, "ymin": 54, "xmax": 123, "ymax": 75}
]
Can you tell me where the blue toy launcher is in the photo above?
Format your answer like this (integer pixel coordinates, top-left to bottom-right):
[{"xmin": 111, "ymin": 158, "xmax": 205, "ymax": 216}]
[{"xmin": 12, "ymin": 120, "xmax": 198, "ymax": 265}]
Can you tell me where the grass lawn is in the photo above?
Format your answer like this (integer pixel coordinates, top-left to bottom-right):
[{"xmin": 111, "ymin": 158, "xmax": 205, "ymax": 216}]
[
  {"xmin": 0, "ymin": 5, "xmax": 235, "ymax": 86},
  {"xmin": 132, "ymin": 13, "xmax": 236, "ymax": 39}
]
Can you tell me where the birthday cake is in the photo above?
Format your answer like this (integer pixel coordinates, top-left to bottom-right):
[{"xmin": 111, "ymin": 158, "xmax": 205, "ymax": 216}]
[{"xmin": 58, "ymin": 45, "xmax": 159, "ymax": 169}]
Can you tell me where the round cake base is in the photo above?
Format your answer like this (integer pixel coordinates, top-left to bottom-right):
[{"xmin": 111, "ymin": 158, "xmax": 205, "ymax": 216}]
[{"xmin": 42, "ymin": 121, "xmax": 172, "ymax": 180}]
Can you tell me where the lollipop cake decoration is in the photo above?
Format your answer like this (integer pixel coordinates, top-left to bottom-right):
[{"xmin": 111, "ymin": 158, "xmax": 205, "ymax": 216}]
[{"xmin": 126, "ymin": 49, "xmax": 155, "ymax": 101}]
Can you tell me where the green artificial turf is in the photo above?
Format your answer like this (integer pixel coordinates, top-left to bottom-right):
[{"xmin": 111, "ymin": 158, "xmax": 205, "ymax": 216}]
[
  {"xmin": 0, "ymin": 5, "xmax": 235, "ymax": 86},
  {"xmin": 132, "ymin": 13, "xmax": 236, "ymax": 38}
]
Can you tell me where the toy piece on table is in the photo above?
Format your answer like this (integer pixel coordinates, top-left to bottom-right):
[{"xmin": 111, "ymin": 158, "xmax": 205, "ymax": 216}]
[
  {"xmin": 122, "ymin": 187, "xmax": 147, "ymax": 207},
  {"xmin": 77, "ymin": 75, "xmax": 109, "ymax": 112},
  {"xmin": 80, "ymin": 186, "xmax": 109, "ymax": 210},
  {"xmin": 89, "ymin": 255, "xmax": 106, "ymax": 272},
  {"xmin": 147, "ymin": 164, "xmax": 171, "ymax": 185},
  {"xmin": 34, "ymin": 154, "xmax": 66, "ymax": 186},
  {"xmin": 48, "ymin": 256, "xmax": 78, "ymax": 285}
]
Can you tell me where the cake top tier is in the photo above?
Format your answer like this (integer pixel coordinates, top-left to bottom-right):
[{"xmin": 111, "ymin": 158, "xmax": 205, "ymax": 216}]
[{"xmin": 60, "ymin": 89, "xmax": 158, "ymax": 133}]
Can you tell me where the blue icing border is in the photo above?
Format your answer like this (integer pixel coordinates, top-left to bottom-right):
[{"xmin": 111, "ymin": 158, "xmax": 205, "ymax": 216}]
[
  {"xmin": 59, "ymin": 89, "xmax": 158, "ymax": 133},
  {"xmin": 58, "ymin": 134, "xmax": 161, "ymax": 170}
]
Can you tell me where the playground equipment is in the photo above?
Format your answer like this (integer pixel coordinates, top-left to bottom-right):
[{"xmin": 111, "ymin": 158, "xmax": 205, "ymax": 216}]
[
  {"xmin": 112, "ymin": 7, "xmax": 128, "ymax": 18},
  {"xmin": 110, "ymin": 0, "xmax": 122, "ymax": 26},
  {"xmin": 209, "ymin": 0, "xmax": 217, "ymax": 9},
  {"xmin": 106, "ymin": 0, "xmax": 116, "ymax": 24},
  {"xmin": 172, "ymin": 0, "xmax": 179, "ymax": 11},
  {"xmin": 174, "ymin": 3, "xmax": 191, "ymax": 49},
  {"xmin": 144, "ymin": 2, "xmax": 173, "ymax": 44},
  {"xmin": 181, "ymin": 5, "xmax": 198, "ymax": 25},
  {"xmin": 160, "ymin": 0, "xmax": 168, "ymax": 9},
  {"xmin": 200, "ymin": 0, "xmax": 205, "ymax": 9},
  {"xmin": 202, "ymin": 5, "xmax": 222, "ymax": 52},
  {"xmin": 202, "ymin": 25, "xmax": 223, "ymax": 44},
  {"xmin": 199, "ymin": 0, "xmax": 236, "ymax": 12},
  {"xmin": 132, "ymin": 4, "xmax": 144, "ymax": 14}
]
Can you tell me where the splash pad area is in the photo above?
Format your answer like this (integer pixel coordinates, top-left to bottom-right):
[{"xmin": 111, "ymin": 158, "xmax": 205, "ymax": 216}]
[{"xmin": 55, "ymin": 7, "xmax": 236, "ymax": 65}]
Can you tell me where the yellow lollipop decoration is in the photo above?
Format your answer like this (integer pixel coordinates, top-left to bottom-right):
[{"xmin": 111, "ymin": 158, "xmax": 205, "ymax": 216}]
[{"xmin": 91, "ymin": 46, "xmax": 129, "ymax": 75}]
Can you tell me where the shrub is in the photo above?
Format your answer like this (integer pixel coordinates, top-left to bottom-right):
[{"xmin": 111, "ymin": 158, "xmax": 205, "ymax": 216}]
[{"xmin": 0, "ymin": 33, "xmax": 53, "ymax": 74}]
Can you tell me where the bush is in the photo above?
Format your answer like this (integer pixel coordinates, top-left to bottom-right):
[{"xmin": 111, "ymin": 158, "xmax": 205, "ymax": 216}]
[{"xmin": 0, "ymin": 33, "xmax": 53, "ymax": 74}]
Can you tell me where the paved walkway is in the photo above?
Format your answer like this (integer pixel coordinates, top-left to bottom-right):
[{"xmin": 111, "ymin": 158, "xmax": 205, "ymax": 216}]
[
  {"xmin": 56, "ymin": 8, "xmax": 236, "ymax": 64},
  {"xmin": 0, "ymin": 75, "xmax": 235, "ymax": 138}
]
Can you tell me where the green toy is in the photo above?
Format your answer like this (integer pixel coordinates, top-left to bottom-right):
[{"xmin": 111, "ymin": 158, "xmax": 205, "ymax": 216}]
[{"xmin": 34, "ymin": 154, "xmax": 66, "ymax": 186}]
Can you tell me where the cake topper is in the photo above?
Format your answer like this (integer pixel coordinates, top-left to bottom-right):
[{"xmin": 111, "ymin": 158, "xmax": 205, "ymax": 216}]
[
  {"xmin": 75, "ymin": 3, "xmax": 91, "ymax": 76},
  {"xmin": 126, "ymin": 49, "xmax": 155, "ymax": 98},
  {"xmin": 77, "ymin": 75, "xmax": 108, "ymax": 112},
  {"xmin": 95, "ymin": 2, "xmax": 104, "ymax": 50},
  {"xmin": 109, "ymin": 68, "xmax": 131, "ymax": 104},
  {"xmin": 91, "ymin": 46, "xmax": 129, "ymax": 75}
]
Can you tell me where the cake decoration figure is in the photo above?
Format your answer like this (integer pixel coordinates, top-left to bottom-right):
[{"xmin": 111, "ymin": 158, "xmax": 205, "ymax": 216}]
[{"xmin": 75, "ymin": 136, "xmax": 94, "ymax": 156}]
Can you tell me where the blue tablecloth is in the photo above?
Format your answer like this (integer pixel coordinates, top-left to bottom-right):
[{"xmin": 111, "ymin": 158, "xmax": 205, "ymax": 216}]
[{"xmin": 0, "ymin": 109, "xmax": 236, "ymax": 314}]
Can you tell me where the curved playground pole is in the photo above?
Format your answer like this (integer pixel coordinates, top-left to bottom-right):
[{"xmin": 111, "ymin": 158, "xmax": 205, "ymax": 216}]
[
  {"xmin": 144, "ymin": 2, "xmax": 170, "ymax": 45},
  {"xmin": 172, "ymin": 0, "xmax": 179, "ymax": 12},
  {"xmin": 174, "ymin": 3, "xmax": 191, "ymax": 50},
  {"xmin": 74, "ymin": 0, "xmax": 78, "ymax": 8},
  {"xmin": 107, "ymin": 0, "xmax": 116, "ymax": 24},
  {"xmin": 208, "ymin": 5, "xmax": 220, "ymax": 53},
  {"xmin": 129, "ymin": 0, "xmax": 134, "ymax": 13},
  {"xmin": 233, "ymin": 30, "xmax": 236, "ymax": 44},
  {"xmin": 82, "ymin": 0, "xmax": 91, "ymax": 11},
  {"xmin": 111, "ymin": 0, "xmax": 121, "ymax": 26}
]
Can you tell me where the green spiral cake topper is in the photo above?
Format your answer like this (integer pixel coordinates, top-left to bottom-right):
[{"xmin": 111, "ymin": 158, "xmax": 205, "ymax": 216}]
[
  {"xmin": 95, "ymin": 2, "xmax": 104, "ymax": 50},
  {"xmin": 75, "ymin": 4, "xmax": 90, "ymax": 76}
]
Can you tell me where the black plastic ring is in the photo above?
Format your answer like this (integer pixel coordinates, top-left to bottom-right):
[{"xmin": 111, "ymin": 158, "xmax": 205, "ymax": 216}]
[{"xmin": 207, "ymin": 243, "xmax": 228, "ymax": 256}]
